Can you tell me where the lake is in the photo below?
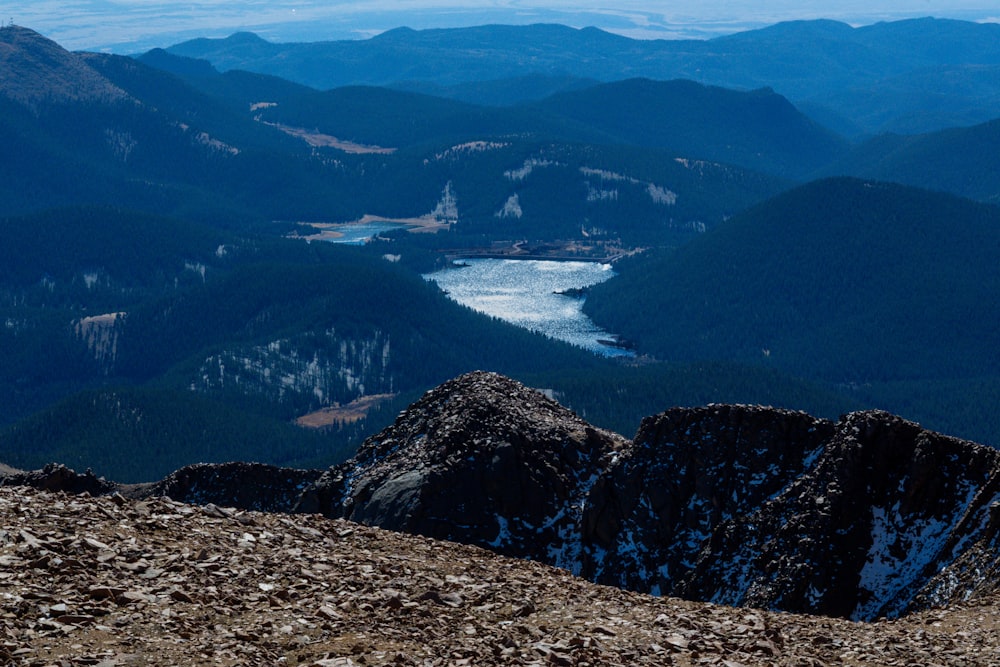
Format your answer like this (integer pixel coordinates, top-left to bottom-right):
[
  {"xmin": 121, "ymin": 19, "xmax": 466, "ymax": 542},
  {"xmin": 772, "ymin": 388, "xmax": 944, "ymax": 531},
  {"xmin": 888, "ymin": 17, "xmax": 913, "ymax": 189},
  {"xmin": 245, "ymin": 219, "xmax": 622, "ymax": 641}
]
[
  {"xmin": 424, "ymin": 258, "xmax": 632, "ymax": 357},
  {"xmin": 322, "ymin": 221, "xmax": 409, "ymax": 245}
]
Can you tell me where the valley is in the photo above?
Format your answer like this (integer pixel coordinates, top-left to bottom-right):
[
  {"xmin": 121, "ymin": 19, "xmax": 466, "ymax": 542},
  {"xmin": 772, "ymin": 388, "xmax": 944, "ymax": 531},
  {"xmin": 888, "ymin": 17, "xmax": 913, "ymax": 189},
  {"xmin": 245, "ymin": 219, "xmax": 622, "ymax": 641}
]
[
  {"xmin": 1, "ymin": 17, "xmax": 1000, "ymax": 658},
  {"xmin": 1, "ymin": 18, "xmax": 998, "ymax": 473}
]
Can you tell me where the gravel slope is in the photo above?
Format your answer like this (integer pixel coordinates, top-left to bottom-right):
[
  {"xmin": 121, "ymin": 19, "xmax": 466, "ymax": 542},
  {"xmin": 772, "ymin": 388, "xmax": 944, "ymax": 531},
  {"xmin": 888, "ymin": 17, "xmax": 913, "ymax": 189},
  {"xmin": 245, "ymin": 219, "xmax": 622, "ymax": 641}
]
[{"xmin": 3, "ymin": 486, "xmax": 999, "ymax": 666}]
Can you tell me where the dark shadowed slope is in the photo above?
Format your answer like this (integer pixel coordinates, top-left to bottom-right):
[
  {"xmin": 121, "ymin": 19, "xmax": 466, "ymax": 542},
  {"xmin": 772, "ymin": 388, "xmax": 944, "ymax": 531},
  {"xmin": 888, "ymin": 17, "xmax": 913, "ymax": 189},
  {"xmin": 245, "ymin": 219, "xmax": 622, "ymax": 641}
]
[{"xmin": 585, "ymin": 177, "xmax": 1000, "ymax": 386}]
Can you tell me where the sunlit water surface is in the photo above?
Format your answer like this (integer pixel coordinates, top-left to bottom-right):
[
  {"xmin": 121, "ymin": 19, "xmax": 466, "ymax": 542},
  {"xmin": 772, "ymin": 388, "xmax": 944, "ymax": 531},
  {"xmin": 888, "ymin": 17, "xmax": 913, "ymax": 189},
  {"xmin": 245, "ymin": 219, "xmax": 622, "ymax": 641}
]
[
  {"xmin": 424, "ymin": 258, "xmax": 632, "ymax": 357},
  {"xmin": 324, "ymin": 222, "xmax": 408, "ymax": 245}
]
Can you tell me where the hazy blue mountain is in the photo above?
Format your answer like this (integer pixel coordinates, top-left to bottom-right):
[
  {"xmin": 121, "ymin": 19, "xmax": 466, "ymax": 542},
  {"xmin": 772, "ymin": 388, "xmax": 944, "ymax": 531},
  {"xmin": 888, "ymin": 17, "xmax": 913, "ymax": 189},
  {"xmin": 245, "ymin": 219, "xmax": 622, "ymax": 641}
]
[
  {"xmin": 0, "ymin": 27, "xmax": 328, "ymax": 223},
  {"xmin": 163, "ymin": 18, "xmax": 1000, "ymax": 135},
  {"xmin": 822, "ymin": 118, "xmax": 1000, "ymax": 204},
  {"xmin": 4, "ymin": 25, "xmax": 788, "ymax": 236},
  {"xmin": 167, "ymin": 24, "xmax": 625, "ymax": 88},
  {"xmin": 0, "ymin": 25, "xmax": 126, "ymax": 108},
  {"xmin": 390, "ymin": 73, "xmax": 599, "ymax": 107},
  {"xmin": 801, "ymin": 64, "xmax": 1000, "ymax": 136},
  {"xmin": 3, "ymin": 23, "xmax": 997, "ymax": 479},
  {"xmin": 527, "ymin": 78, "xmax": 847, "ymax": 178},
  {"xmin": 246, "ymin": 77, "xmax": 844, "ymax": 179},
  {"xmin": 125, "ymin": 52, "xmax": 794, "ymax": 237},
  {"xmin": 135, "ymin": 48, "xmax": 319, "ymax": 110},
  {"xmin": 254, "ymin": 85, "xmax": 545, "ymax": 148}
]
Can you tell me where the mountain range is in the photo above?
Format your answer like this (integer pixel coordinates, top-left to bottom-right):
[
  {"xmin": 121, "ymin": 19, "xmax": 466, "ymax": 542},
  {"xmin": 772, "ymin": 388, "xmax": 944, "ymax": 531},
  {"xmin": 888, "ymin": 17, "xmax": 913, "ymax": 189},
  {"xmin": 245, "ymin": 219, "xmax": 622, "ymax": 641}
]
[
  {"xmin": 296, "ymin": 372, "xmax": 1000, "ymax": 622},
  {"xmin": 1, "ymin": 20, "xmax": 999, "ymax": 498},
  {"xmin": 164, "ymin": 18, "xmax": 1000, "ymax": 136}
]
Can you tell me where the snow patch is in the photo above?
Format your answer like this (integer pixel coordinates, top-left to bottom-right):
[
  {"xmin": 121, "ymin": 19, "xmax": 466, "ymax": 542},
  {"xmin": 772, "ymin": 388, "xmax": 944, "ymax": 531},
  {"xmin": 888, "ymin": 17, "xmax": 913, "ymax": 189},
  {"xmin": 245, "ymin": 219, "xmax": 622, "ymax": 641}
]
[
  {"xmin": 488, "ymin": 515, "xmax": 512, "ymax": 548},
  {"xmin": 854, "ymin": 487, "xmax": 974, "ymax": 620},
  {"xmin": 496, "ymin": 193, "xmax": 523, "ymax": 219},
  {"xmin": 504, "ymin": 158, "xmax": 558, "ymax": 181},
  {"xmin": 431, "ymin": 182, "xmax": 458, "ymax": 222},
  {"xmin": 185, "ymin": 262, "xmax": 207, "ymax": 281},
  {"xmin": 586, "ymin": 185, "xmax": 619, "ymax": 202},
  {"xmin": 647, "ymin": 183, "xmax": 677, "ymax": 205},
  {"xmin": 435, "ymin": 141, "xmax": 509, "ymax": 160}
]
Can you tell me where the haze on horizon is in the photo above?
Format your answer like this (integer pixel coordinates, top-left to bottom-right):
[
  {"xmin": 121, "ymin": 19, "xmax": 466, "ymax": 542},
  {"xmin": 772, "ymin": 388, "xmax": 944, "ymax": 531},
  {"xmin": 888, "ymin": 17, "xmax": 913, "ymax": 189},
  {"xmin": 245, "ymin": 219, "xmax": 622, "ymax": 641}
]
[{"xmin": 6, "ymin": 1, "xmax": 1000, "ymax": 53}]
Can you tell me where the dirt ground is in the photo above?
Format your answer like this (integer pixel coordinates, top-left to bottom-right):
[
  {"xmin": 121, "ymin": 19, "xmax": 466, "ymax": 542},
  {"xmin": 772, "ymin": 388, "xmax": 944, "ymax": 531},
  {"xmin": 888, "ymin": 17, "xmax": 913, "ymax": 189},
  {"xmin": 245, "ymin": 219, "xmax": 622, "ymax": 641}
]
[{"xmin": 295, "ymin": 394, "xmax": 396, "ymax": 428}]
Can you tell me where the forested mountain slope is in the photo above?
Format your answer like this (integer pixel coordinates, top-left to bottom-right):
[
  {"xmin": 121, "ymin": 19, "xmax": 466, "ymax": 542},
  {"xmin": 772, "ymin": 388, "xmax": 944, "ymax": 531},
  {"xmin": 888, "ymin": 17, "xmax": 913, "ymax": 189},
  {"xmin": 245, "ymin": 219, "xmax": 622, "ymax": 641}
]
[
  {"xmin": 3, "ymin": 26, "xmax": 790, "ymax": 241},
  {"xmin": 0, "ymin": 206, "xmax": 617, "ymax": 480},
  {"xmin": 528, "ymin": 78, "xmax": 846, "ymax": 178},
  {"xmin": 3, "ymin": 22, "xmax": 998, "ymax": 482},
  {"xmin": 584, "ymin": 178, "xmax": 1000, "ymax": 444},
  {"xmin": 823, "ymin": 117, "xmax": 1000, "ymax": 203}
]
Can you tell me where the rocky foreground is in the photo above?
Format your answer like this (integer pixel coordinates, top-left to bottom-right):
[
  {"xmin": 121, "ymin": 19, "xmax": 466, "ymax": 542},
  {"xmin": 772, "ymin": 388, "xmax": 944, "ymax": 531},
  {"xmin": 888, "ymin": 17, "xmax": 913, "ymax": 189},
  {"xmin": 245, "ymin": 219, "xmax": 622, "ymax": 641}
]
[
  {"xmin": 297, "ymin": 372, "xmax": 1000, "ymax": 621},
  {"xmin": 7, "ymin": 371, "xmax": 1000, "ymax": 625},
  {"xmin": 3, "ymin": 485, "xmax": 1000, "ymax": 667}
]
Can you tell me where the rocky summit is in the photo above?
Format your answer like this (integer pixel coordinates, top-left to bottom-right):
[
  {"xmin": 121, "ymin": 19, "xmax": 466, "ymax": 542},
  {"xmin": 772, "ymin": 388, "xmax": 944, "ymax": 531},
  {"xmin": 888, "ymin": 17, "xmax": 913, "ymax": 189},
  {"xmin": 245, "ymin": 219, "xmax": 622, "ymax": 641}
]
[
  {"xmin": 580, "ymin": 404, "xmax": 836, "ymax": 602},
  {"xmin": 6, "ymin": 371, "xmax": 1000, "ymax": 629},
  {"xmin": 290, "ymin": 371, "xmax": 1000, "ymax": 622},
  {"xmin": 296, "ymin": 371, "xmax": 628, "ymax": 567}
]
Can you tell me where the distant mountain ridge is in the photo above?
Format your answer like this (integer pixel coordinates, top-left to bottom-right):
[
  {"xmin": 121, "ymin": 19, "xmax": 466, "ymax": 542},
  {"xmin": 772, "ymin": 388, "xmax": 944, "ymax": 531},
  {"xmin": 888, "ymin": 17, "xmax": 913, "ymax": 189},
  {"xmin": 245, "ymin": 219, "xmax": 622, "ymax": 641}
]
[
  {"xmin": 8, "ymin": 371, "xmax": 1000, "ymax": 622},
  {"xmin": 244, "ymin": 76, "xmax": 841, "ymax": 178},
  {"xmin": 163, "ymin": 18, "xmax": 1000, "ymax": 135},
  {"xmin": 825, "ymin": 118, "xmax": 1000, "ymax": 203},
  {"xmin": 0, "ymin": 26, "xmax": 324, "ymax": 221},
  {"xmin": 0, "ymin": 22, "xmax": 799, "ymax": 257},
  {"xmin": 528, "ymin": 78, "xmax": 846, "ymax": 178}
]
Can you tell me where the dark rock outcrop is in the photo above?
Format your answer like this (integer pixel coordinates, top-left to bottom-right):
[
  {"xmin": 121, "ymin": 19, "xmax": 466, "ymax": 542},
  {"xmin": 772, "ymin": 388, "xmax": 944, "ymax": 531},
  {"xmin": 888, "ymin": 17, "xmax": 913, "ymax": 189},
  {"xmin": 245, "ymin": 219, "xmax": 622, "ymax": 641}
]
[
  {"xmin": 142, "ymin": 462, "xmax": 323, "ymax": 513},
  {"xmin": 297, "ymin": 373, "xmax": 1000, "ymax": 620},
  {"xmin": 297, "ymin": 371, "xmax": 628, "ymax": 565},
  {"xmin": 679, "ymin": 410, "xmax": 1000, "ymax": 620},
  {"xmin": 0, "ymin": 462, "xmax": 117, "ymax": 496},
  {"xmin": 580, "ymin": 404, "xmax": 835, "ymax": 596},
  {"xmin": 0, "ymin": 461, "xmax": 322, "ymax": 514}
]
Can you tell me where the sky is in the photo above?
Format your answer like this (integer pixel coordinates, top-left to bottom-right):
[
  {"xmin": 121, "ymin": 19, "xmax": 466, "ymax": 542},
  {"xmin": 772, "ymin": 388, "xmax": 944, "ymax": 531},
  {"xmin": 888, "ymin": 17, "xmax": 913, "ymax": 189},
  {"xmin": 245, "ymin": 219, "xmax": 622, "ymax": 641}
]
[{"xmin": 6, "ymin": 1, "xmax": 1000, "ymax": 53}]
